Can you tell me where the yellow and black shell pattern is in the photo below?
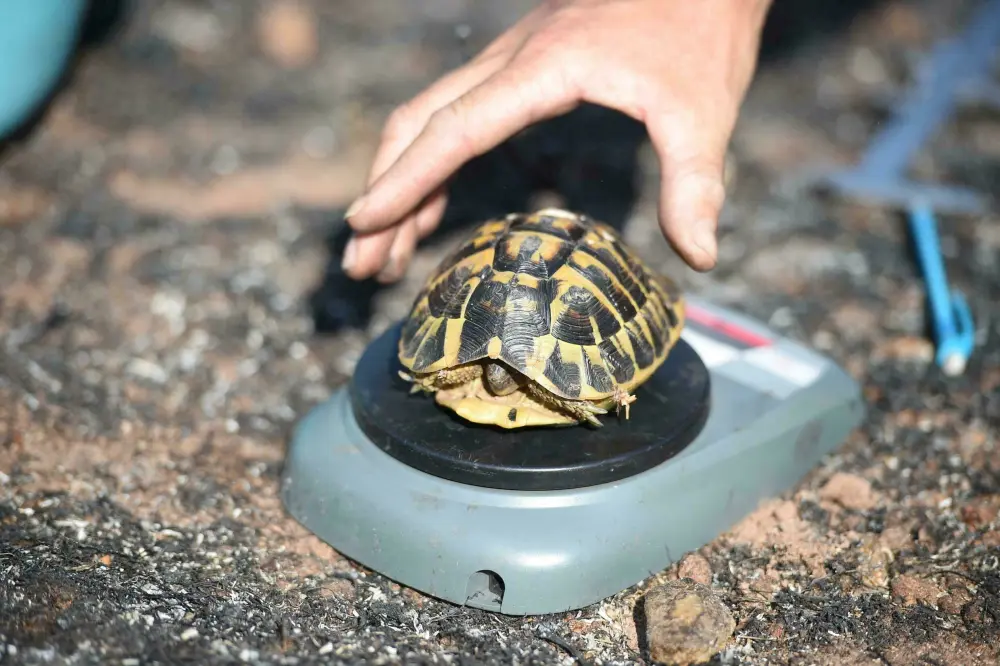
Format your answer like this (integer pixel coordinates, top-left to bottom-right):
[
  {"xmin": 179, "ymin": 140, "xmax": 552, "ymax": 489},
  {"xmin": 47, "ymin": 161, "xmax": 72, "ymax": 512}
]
[{"xmin": 397, "ymin": 208, "xmax": 685, "ymax": 405}]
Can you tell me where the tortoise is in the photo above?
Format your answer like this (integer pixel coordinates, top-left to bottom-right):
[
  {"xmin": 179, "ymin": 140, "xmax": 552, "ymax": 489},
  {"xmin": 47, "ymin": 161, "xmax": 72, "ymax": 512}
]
[{"xmin": 396, "ymin": 208, "xmax": 685, "ymax": 429}]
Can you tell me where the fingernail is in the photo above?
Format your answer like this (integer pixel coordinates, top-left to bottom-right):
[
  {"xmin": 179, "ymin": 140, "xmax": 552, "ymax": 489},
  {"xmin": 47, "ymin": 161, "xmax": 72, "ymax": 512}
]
[
  {"xmin": 345, "ymin": 195, "xmax": 367, "ymax": 219},
  {"xmin": 341, "ymin": 237, "xmax": 357, "ymax": 270},
  {"xmin": 692, "ymin": 220, "xmax": 718, "ymax": 258}
]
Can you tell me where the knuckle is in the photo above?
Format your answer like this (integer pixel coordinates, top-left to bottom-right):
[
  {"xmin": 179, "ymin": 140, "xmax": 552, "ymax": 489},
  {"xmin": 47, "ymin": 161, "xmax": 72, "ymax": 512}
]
[
  {"xmin": 382, "ymin": 103, "xmax": 417, "ymax": 142},
  {"xmin": 428, "ymin": 103, "xmax": 477, "ymax": 155}
]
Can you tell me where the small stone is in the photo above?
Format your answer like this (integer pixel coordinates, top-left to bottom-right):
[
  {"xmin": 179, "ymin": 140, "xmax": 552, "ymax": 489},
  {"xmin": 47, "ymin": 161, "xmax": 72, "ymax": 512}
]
[
  {"xmin": 643, "ymin": 579, "xmax": 735, "ymax": 666},
  {"xmin": 819, "ymin": 472, "xmax": 878, "ymax": 511},
  {"xmin": 857, "ymin": 535, "xmax": 892, "ymax": 589},
  {"xmin": 890, "ymin": 574, "xmax": 944, "ymax": 607},
  {"xmin": 677, "ymin": 553, "xmax": 712, "ymax": 586}
]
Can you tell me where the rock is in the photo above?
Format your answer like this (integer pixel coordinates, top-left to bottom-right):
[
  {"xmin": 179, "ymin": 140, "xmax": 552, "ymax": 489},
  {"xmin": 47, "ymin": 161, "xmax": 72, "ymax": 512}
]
[
  {"xmin": 858, "ymin": 535, "xmax": 892, "ymax": 589},
  {"xmin": 890, "ymin": 574, "xmax": 945, "ymax": 607},
  {"xmin": 643, "ymin": 579, "xmax": 735, "ymax": 666},
  {"xmin": 819, "ymin": 472, "xmax": 878, "ymax": 511},
  {"xmin": 676, "ymin": 553, "xmax": 712, "ymax": 586}
]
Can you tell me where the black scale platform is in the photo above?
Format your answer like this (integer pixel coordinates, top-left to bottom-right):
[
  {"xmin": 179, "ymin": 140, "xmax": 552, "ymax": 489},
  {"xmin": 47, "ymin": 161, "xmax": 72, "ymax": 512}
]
[{"xmin": 350, "ymin": 323, "xmax": 711, "ymax": 491}]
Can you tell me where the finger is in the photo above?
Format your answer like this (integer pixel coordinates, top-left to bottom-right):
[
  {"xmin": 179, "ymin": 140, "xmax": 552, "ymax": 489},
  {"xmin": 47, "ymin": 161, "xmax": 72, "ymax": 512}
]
[
  {"xmin": 377, "ymin": 217, "xmax": 420, "ymax": 284},
  {"xmin": 415, "ymin": 187, "xmax": 448, "ymax": 239},
  {"xmin": 342, "ymin": 58, "xmax": 498, "ymax": 277},
  {"xmin": 348, "ymin": 60, "xmax": 579, "ymax": 233},
  {"xmin": 646, "ymin": 107, "xmax": 733, "ymax": 272},
  {"xmin": 343, "ymin": 183, "xmax": 449, "ymax": 278},
  {"xmin": 343, "ymin": 226, "xmax": 398, "ymax": 279},
  {"xmin": 342, "ymin": 7, "xmax": 548, "ymax": 278}
]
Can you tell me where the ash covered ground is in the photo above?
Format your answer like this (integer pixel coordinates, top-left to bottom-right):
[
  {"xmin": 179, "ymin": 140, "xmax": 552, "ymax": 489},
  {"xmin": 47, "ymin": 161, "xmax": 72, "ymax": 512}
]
[{"xmin": 1, "ymin": 0, "xmax": 999, "ymax": 664}]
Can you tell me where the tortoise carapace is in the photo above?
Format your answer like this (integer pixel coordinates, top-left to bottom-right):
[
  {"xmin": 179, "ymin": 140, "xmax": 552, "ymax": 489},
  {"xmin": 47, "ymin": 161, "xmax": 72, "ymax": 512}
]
[{"xmin": 397, "ymin": 208, "xmax": 685, "ymax": 429}]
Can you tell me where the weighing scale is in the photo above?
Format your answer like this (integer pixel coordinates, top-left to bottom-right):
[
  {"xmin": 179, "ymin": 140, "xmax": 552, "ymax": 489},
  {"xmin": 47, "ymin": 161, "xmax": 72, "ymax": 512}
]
[{"xmin": 281, "ymin": 296, "xmax": 864, "ymax": 616}]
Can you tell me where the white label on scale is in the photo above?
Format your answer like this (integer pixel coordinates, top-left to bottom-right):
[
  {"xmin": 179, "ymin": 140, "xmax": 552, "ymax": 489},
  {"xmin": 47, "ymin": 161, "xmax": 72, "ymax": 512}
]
[
  {"xmin": 681, "ymin": 329, "xmax": 739, "ymax": 368},
  {"xmin": 742, "ymin": 346, "xmax": 824, "ymax": 387}
]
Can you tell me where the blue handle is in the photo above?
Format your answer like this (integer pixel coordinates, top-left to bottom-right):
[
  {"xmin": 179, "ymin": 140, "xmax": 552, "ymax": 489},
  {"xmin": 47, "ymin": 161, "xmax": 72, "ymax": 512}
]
[{"xmin": 907, "ymin": 203, "xmax": 975, "ymax": 374}]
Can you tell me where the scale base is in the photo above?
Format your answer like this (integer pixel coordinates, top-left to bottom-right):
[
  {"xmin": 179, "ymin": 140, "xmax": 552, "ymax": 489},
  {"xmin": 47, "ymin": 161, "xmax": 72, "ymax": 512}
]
[{"xmin": 281, "ymin": 299, "xmax": 865, "ymax": 616}]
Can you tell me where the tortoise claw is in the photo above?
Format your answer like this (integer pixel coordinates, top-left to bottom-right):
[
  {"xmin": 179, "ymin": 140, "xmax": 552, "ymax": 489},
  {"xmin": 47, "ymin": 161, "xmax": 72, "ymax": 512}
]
[{"xmin": 577, "ymin": 401, "xmax": 607, "ymax": 427}]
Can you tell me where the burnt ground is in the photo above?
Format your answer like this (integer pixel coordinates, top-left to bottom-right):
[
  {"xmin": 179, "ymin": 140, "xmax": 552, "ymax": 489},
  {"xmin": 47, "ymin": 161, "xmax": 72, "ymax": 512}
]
[{"xmin": 1, "ymin": 0, "xmax": 999, "ymax": 664}]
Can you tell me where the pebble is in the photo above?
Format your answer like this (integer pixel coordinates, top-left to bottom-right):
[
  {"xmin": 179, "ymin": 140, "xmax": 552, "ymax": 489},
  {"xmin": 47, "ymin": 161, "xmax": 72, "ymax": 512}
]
[
  {"xmin": 890, "ymin": 574, "xmax": 945, "ymax": 607},
  {"xmin": 819, "ymin": 472, "xmax": 878, "ymax": 511},
  {"xmin": 858, "ymin": 535, "xmax": 892, "ymax": 589},
  {"xmin": 676, "ymin": 553, "xmax": 712, "ymax": 586},
  {"xmin": 643, "ymin": 579, "xmax": 735, "ymax": 666}
]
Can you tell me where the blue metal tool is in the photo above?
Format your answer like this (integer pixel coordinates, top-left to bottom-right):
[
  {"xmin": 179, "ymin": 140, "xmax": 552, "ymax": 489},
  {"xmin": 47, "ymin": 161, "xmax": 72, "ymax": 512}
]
[
  {"xmin": 907, "ymin": 204, "xmax": 975, "ymax": 376},
  {"xmin": 798, "ymin": 0, "xmax": 1000, "ymax": 374}
]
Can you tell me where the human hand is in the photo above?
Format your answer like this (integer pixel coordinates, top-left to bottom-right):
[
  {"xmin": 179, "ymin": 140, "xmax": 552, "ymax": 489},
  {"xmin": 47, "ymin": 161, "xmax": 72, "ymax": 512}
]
[{"xmin": 341, "ymin": 0, "xmax": 773, "ymax": 282}]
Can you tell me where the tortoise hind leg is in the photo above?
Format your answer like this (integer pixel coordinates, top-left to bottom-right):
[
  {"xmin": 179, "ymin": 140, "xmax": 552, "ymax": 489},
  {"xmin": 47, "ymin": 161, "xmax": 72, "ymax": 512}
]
[{"xmin": 434, "ymin": 363, "xmax": 484, "ymax": 387}]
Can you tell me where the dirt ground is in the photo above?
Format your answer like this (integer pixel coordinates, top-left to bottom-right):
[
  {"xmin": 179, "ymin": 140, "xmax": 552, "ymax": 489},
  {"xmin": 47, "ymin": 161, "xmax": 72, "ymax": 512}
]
[{"xmin": 1, "ymin": 0, "xmax": 999, "ymax": 664}]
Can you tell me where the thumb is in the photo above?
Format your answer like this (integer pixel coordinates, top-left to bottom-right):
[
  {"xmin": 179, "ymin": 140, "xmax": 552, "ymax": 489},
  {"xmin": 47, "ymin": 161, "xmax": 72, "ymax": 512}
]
[{"xmin": 648, "ymin": 111, "xmax": 730, "ymax": 272}]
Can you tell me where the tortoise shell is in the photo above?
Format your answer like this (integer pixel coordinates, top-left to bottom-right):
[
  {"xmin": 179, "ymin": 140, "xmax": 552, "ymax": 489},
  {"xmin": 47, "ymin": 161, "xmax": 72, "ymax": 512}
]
[{"xmin": 397, "ymin": 208, "xmax": 685, "ymax": 406}]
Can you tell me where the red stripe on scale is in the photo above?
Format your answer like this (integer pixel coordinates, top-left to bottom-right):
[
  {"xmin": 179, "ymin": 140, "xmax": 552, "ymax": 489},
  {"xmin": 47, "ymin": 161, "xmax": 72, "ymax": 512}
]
[{"xmin": 684, "ymin": 303, "xmax": 772, "ymax": 349}]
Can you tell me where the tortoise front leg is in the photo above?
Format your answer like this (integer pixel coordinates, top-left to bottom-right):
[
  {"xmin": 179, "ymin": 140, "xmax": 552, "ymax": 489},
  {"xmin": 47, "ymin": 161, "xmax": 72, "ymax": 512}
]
[
  {"xmin": 523, "ymin": 382, "xmax": 608, "ymax": 428},
  {"xmin": 399, "ymin": 363, "xmax": 484, "ymax": 394}
]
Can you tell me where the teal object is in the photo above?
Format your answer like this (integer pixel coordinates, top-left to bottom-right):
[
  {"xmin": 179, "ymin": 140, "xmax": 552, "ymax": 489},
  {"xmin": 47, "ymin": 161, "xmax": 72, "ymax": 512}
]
[
  {"xmin": 908, "ymin": 203, "xmax": 975, "ymax": 376},
  {"xmin": 0, "ymin": 1, "xmax": 88, "ymax": 139}
]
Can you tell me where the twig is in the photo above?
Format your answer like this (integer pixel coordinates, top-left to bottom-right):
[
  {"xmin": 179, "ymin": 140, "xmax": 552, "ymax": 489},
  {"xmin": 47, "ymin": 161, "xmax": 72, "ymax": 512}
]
[{"xmin": 537, "ymin": 631, "xmax": 592, "ymax": 666}]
